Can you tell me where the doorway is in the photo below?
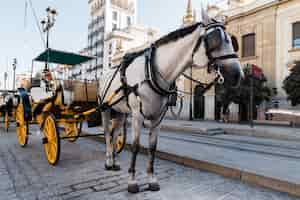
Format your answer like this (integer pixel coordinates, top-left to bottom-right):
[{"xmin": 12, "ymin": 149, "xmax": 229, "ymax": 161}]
[{"xmin": 194, "ymin": 85, "xmax": 205, "ymax": 119}]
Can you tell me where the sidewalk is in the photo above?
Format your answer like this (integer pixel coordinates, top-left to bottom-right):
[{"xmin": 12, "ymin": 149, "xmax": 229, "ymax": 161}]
[
  {"xmin": 84, "ymin": 124, "xmax": 300, "ymax": 197},
  {"xmin": 159, "ymin": 119, "xmax": 300, "ymax": 142}
]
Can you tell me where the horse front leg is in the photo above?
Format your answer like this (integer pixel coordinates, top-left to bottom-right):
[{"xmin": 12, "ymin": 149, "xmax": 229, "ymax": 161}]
[
  {"xmin": 128, "ymin": 113, "xmax": 143, "ymax": 193},
  {"xmin": 147, "ymin": 123, "xmax": 160, "ymax": 191},
  {"xmin": 102, "ymin": 111, "xmax": 114, "ymax": 170}
]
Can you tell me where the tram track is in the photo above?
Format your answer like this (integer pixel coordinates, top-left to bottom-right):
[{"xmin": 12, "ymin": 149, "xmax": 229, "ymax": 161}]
[
  {"xmin": 149, "ymin": 131, "xmax": 300, "ymax": 160},
  {"xmin": 163, "ymin": 131, "xmax": 300, "ymax": 151},
  {"xmin": 83, "ymin": 126, "xmax": 300, "ymax": 160}
]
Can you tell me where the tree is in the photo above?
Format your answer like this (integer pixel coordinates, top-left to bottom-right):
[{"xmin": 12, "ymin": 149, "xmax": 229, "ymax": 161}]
[
  {"xmin": 216, "ymin": 64, "xmax": 272, "ymax": 121},
  {"xmin": 283, "ymin": 61, "xmax": 300, "ymax": 106}
]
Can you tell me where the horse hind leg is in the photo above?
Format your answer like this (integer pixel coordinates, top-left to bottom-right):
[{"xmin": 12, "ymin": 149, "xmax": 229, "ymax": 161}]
[
  {"xmin": 147, "ymin": 123, "xmax": 160, "ymax": 191},
  {"xmin": 103, "ymin": 111, "xmax": 114, "ymax": 170}
]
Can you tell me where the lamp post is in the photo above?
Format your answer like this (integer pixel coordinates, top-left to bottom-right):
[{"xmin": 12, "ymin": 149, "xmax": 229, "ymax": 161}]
[
  {"xmin": 4, "ymin": 72, "xmax": 8, "ymax": 90},
  {"xmin": 41, "ymin": 6, "xmax": 57, "ymax": 71},
  {"xmin": 249, "ymin": 64, "xmax": 254, "ymax": 128},
  {"xmin": 12, "ymin": 58, "xmax": 17, "ymax": 91}
]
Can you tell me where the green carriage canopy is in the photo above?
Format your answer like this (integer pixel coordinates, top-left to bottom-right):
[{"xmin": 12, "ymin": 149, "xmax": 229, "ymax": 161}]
[{"xmin": 34, "ymin": 48, "xmax": 95, "ymax": 65}]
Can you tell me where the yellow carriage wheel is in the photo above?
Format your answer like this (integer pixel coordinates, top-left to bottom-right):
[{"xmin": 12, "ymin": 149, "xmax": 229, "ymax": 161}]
[
  {"xmin": 4, "ymin": 112, "xmax": 9, "ymax": 132},
  {"xmin": 43, "ymin": 114, "xmax": 60, "ymax": 166},
  {"xmin": 63, "ymin": 122, "xmax": 79, "ymax": 143},
  {"xmin": 16, "ymin": 103, "xmax": 28, "ymax": 147},
  {"xmin": 116, "ymin": 131, "xmax": 126, "ymax": 154}
]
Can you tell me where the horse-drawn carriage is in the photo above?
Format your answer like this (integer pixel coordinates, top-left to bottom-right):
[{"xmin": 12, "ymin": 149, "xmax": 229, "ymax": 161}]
[
  {"xmin": 0, "ymin": 90, "xmax": 17, "ymax": 132},
  {"xmin": 15, "ymin": 48, "xmax": 126, "ymax": 165}
]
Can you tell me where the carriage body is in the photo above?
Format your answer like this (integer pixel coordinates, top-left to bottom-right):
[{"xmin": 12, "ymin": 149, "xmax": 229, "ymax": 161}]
[{"xmin": 0, "ymin": 91, "xmax": 18, "ymax": 132}]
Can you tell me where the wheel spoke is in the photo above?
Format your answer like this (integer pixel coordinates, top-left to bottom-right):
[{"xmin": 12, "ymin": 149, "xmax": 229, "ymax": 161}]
[{"xmin": 43, "ymin": 115, "xmax": 59, "ymax": 165}]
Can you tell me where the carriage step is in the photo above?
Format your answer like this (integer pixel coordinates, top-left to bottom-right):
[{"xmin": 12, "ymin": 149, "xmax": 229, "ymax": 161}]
[{"xmin": 42, "ymin": 137, "xmax": 48, "ymax": 144}]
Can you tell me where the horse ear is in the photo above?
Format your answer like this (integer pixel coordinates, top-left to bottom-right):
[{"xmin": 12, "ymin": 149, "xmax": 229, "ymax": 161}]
[
  {"xmin": 201, "ymin": 7, "xmax": 212, "ymax": 25},
  {"xmin": 231, "ymin": 35, "xmax": 239, "ymax": 52}
]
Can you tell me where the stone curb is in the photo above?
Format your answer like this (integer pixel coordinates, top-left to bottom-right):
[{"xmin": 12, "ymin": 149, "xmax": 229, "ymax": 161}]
[{"xmin": 90, "ymin": 135, "xmax": 300, "ymax": 197}]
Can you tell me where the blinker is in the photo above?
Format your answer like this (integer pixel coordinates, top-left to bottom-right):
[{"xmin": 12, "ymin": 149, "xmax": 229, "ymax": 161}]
[{"xmin": 205, "ymin": 28, "xmax": 223, "ymax": 52}]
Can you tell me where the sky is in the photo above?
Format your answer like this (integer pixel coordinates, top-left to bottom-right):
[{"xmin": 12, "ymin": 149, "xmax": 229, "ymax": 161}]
[{"xmin": 0, "ymin": 0, "xmax": 214, "ymax": 88}]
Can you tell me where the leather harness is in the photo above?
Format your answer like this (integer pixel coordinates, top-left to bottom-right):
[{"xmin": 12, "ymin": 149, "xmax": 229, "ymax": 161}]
[{"xmin": 100, "ymin": 22, "xmax": 238, "ymax": 120}]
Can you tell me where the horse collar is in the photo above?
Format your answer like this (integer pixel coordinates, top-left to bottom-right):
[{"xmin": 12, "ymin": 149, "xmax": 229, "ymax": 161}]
[{"xmin": 144, "ymin": 46, "xmax": 177, "ymax": 96}]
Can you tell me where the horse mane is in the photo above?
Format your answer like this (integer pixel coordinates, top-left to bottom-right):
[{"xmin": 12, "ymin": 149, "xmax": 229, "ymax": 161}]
[
  {"xmin": 118, "ymin": 22, "xmax": 203, "ymax": 66},
  {"xmin": 154, "ymin": 22, "xmax": 202, "ymax": 47}
]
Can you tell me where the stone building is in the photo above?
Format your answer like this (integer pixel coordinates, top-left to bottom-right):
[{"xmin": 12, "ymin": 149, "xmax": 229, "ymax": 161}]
[
  {"xmin": 218, "ymin": 0, "xmax": 300, "ymax": 106},
  {"xmin": 104, "ymin": 25, "xmax": 160, "ymax": 71},
  {"xmin": 181, "ymin": 0, "xmax": 300, "ymax": 122},
  {"xmin": 87, "ymin": 0, "xmax": 137, "ymax": 79},
  {"xmin": 176, "ymin": 0, "xmax": 300, "ymax": 121}
]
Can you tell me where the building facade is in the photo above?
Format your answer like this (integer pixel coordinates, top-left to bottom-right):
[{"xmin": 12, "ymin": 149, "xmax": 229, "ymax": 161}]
[
  {"xmin": 220, "ymin": 0, "xmax": 300, "ymax": 106},
  {"xmin": 177, "ymin": 0, "xmax": 300, "ymax": 121},
  {"xmin": 87, "ymin": 0, "xmax": 137, "ymax": 79},
  {"xmin": 104, "ymin": 25, "xmax": 159, "ymax": 73},
  {"xmin": 197, "ymin": 0, "xmax": 300, "ymax": 121}
]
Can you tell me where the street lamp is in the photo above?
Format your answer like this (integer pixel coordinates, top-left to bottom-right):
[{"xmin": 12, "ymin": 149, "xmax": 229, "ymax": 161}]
[
  {"xmin": 41, "ymin": 6, "xmax": 57, "ymax": 71},
  {"xmin": 12, "ymin": 58, "xmax": 17, "ymax": 91},
  {"xmin": 4, "ymin": 72, "xmax": 8, "ymax": 90},
  {"xmin": 249, "ymin": 63, "xmax": 254, "ymax": 128}
]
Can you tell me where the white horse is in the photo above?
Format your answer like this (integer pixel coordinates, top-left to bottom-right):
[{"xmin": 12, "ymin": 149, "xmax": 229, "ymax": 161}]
[{"xmin": 100, "ymin": 13, "xmax": 243, "ymax": 193}]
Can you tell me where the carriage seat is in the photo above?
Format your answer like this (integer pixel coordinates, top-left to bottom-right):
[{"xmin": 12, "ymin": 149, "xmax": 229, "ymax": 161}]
[{"xmin": 31, "ymin": 85, "xmax": 64, "ymax": 116}]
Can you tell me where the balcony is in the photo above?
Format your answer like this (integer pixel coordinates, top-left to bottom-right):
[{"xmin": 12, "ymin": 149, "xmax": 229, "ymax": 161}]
[{"xmin": 111, "ymin": 0, "xmax": 134, "ymax": 12}]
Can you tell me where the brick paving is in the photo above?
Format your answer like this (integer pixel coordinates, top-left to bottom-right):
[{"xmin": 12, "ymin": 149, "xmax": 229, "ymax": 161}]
[{"xmin": 0, "ymin": 126, "xmax": 298, "ymax": 200}]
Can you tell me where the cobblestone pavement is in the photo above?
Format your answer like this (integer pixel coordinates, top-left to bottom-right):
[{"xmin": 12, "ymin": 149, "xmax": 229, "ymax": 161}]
[{"xmin": 0, "ymin": 126, "xmax": 299, "ymax": 200}]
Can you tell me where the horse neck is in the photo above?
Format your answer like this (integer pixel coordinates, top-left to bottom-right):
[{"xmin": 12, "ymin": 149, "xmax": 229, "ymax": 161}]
[{"xmin": 154, "ymin": 26, "xmax": 202, "ymax": 83}]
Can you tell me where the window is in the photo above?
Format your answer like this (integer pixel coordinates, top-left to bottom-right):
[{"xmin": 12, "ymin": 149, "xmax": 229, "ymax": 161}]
[
  {"xmin": 242, "ymin": 33, "xmax": 256, "ymax": 57},
  {"xmin": 112, "ymin": 23, "xmax": 117, "ymax": 30},
  {"xmin": 293, "ymin": 22, "xmax": 300, "ymax": 49},
  {"xmin": 127, "ymin": 16, "xmax": 131, "ymax": 27},
  {"xmin": 113, "ymin": 11, "xmax": 118, "ymax": 21}
]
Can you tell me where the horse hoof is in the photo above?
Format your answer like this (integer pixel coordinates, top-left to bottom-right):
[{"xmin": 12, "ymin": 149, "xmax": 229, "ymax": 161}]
[
  {"xmin": 104, "ymin": 163, "xmax": 113, "ymax": 171},
  {"xmin": 149, "ymin": 182, "xmax": 160, "ymax": 191},
  {"xmin": 128, "ymin": 183, "xmax": 139, "ymax": 193},
  {"xmin": 112, "ymin": 164, "xmax": 121, "ymax": 171}
]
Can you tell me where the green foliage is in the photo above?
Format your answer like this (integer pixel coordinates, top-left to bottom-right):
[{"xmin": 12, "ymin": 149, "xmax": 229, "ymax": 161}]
[
  {"xmin": 216, "ymin": 65, "xmax": 272, "ymax": 107},
  {"xmin": 283, "ymin": 61, "xmax": 300, "ymax": 106}
]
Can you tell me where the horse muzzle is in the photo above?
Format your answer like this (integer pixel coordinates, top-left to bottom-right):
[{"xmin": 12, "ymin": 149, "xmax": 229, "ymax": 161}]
[{"xmin": 219, "ymin": 61, "xmax": 244, "ymax": 88}]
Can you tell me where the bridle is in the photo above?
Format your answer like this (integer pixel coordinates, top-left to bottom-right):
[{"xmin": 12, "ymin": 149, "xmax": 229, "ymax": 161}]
[
  {"xmin": 144, "ymin": 22, "xmax": 239, "ymax": 96},
  {"xmin": 191, "ymin": 23, "xmax": 239, "ymax": 84}
]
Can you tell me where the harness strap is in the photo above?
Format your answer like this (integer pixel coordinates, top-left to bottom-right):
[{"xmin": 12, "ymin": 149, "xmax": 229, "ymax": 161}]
[
  {"xmin": 208, "ymin": 54, "xmax": 238, "ymax": 67},
  {"xmin": 100, "ymin": 65, "xmax": 121, "ymax": 105}
]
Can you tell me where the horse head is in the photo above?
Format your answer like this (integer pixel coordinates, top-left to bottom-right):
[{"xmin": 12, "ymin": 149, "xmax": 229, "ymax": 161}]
[{"xmin": 192, "ymin": 11, "xmax": 244, "ymax": 88}]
